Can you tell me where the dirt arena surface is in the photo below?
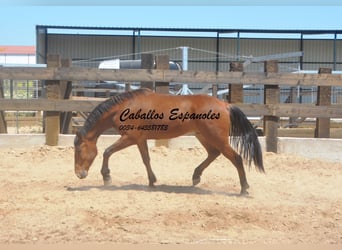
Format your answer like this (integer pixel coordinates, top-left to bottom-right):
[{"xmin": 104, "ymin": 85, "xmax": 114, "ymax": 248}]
[{"xmin": 0, "ymin": 143, "xmax": 341, "ymax": 244}]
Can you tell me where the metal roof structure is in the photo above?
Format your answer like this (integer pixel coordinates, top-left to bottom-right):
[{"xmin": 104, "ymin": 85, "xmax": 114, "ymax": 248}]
[
  {"xmin": 36, "ymin": 25, "xmax": 342, "ymax": 72},
  {"xmin": 36, "ymin": 25, "xmax": 342, "ymax": 35},
  {"xmin": 34, "ymin": 25, "xmax": 342, "ymax": 103}
]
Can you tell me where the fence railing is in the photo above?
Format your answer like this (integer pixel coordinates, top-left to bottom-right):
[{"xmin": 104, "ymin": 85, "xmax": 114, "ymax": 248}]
[
  {"xmin": 1, "ymin": 54, "xmax": 342, "ymax": 152},
  {"xmin": 1, "ymin": 65, "xmax": 342, "ymax": 86}
]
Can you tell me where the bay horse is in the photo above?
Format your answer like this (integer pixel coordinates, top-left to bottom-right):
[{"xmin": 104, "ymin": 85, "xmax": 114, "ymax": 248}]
[{"xmin": 74, "ymin": 88, "xmax": 264, "ymax": 195}]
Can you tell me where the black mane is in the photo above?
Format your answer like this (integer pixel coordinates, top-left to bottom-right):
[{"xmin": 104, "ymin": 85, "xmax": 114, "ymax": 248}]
[{"xmin": 78, "ymin": 88, "xmax": 151, "ymax": 137}]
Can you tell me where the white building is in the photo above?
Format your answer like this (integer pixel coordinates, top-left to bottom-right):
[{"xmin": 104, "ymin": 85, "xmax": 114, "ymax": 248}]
[
  {"xmin": 0, "ymin": 45, "xmax": 36, "ymax": 65},
  {"xmin": 0, "ymin": 46, "xmax": 38, "ymax": 99}
]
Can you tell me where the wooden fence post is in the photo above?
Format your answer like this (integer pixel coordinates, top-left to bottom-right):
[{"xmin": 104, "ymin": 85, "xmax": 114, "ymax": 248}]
[
  {"xmin": 155, "ymin": 55, "xmax": 169, "ymax": 147},
  {"xmin": 0, "ymin": 76, "xmax": 7, "ymax": 133},
  {"xmin": 155, "ymin": 55, "xmax": 169, "ymax": 94},
  {"xmin": 263, "ymin": 60, "xmax": 279, "ymax": 153},
  {"xmin": 45, "ymin": 55, "xmax": 61, "ymax": 146},
  {"xmin": 315, "ymin": 67, "xmax": 332, "ymax": 138},
  {"xmin": 228, "ymin": 62, "xmax": 244, "ymax": 103},
  {"xmin": 60, "ymin": 58, "xmax": 73, "ymax": 134},
  {"xmin": 141, "ymin": 53, "xmax": 154, "ymax": 90}
]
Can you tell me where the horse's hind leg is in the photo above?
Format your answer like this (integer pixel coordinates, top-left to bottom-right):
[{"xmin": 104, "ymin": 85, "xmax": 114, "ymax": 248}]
[
  {"xmin": 101, "ymin": 135, "xmax": 134, "ymax": 186},
  {"xmin": 137, "ymin": 140, "xmax": 157, "ymax": 187},
  {"xmin": 192, "ymin": 134, "xmax": 220, "ymax": 186},
  {"xmin": 220, "ymin": 143, "xmax": 250, "ymax": 195}
]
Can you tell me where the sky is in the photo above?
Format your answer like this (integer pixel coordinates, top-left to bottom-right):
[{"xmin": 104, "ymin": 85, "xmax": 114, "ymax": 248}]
[{"xmin": 1, "ymin": 1, "xmax": 342, "ymax": 46}]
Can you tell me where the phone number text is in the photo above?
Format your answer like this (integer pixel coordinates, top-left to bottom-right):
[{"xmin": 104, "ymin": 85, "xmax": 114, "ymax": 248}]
[{"xmin": 118, "ymin": 124, "xmax": 168, "ymax": 131}]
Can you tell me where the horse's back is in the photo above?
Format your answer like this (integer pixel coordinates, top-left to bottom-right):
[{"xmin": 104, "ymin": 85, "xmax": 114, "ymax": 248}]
[{"xmin": 114, "ymin": 90, "xmax": 230, "ymax": 140}]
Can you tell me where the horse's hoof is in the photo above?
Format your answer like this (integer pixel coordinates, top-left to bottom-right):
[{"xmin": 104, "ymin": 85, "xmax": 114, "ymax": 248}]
[
  {"xmin": 239, "ymin": 189, "xmax": 249, "ymax": 196},
  {"xmin": 192, "ymin": 177, "xmax": 201, "ymax": 186},
  {"xmin": 103, "ymin": 176, "xmax": 112, "ymax": 186},
  {"xmin": 148, "ymin": 183, "xmax": 156, "ymax": 188},
  {"xmin": 148, "ymin": 175, "xmax": 157, "ymax": 187}
]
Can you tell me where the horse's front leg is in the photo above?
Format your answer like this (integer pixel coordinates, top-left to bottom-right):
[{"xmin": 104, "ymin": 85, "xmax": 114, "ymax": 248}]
[
  {"xmin": 101, "ymin": 135, "xmax": 134, "ymax": 186},
  {"xmin": 137, "ymin": 140, "xmax": 157, "ymax": 187},
  {"xmin": 101, "ymin": 152, "xmax": 112, "ymax": 186}
]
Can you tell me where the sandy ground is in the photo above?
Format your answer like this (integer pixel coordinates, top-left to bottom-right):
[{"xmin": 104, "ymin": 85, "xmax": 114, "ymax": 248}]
[{"xmin": 0, "ymin": 143, "xmax": 341, "ymax": 244}]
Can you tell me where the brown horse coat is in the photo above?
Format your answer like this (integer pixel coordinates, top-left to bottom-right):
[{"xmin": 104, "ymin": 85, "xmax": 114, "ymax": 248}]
[{"xmin": 74, "ymin": 88, "xmax": 264, "ymax": 195}]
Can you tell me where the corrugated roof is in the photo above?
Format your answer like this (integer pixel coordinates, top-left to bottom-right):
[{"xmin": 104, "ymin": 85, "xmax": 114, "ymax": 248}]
[{"xmin": 0, "ymin": 46, "xmax": 35, "ymax": 55}]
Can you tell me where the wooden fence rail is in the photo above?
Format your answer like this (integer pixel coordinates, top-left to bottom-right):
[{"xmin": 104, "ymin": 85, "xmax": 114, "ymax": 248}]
[
  {"xmin": 1, "ymin": 55, "xmax": 342, "ymax": 152},
  {"xmin": 1, "ymin": 67, "xmax": 342, "ymax": 86},
  {"xmin": 0, "ymin": 99, "xmax": 341, "ymax": 118}
]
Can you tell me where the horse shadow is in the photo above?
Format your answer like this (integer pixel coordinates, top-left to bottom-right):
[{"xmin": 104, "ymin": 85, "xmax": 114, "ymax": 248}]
[{"xmin": 65, "ymin": 183, "xmax": 248, "ymax": 198}]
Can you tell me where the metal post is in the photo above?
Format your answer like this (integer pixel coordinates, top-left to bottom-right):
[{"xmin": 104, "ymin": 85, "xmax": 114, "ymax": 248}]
[
  {"xmin": 333, "ymin": 32, "xmax": 337, "ymax": 71},
  {"xmin": 176, "ymin": 47, "xmax": 193, "ymax": 95},
  {"xmin": 132, "ymin": 29, "xmax": 141, "ymax": 60},
  {"xmin": 182, "ymin": 46, "xmax": 188, "ymax": 71},
  {"xmin": 216, "ymin": 32, "xmax": 220, "ymax": 72},
  {"xmin": 236, "ymin": 31, "xmax": 240, "ymax": 61}
]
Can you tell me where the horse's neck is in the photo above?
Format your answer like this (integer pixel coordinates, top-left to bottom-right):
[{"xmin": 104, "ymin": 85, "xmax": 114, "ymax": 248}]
[{"xmin": 84, "ymin": 113, "xmax": 114, "ymax": 142}]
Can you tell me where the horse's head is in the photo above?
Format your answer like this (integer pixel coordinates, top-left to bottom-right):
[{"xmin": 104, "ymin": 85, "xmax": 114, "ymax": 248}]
[{"xmin": 74, "ymin": 131, "xmax": 98, "ymax": 179}]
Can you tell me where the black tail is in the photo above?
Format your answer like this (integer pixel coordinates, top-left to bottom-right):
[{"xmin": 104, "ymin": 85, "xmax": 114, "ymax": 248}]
[{"xmin": 229, "ymin": 105, "xmax": 264, "ymax": 173}]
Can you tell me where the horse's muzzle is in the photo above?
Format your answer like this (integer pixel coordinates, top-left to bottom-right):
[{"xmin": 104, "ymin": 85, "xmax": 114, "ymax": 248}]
[{"xmin": 76, "ymin": 170, "xmax": 88, "ymax": 179}]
